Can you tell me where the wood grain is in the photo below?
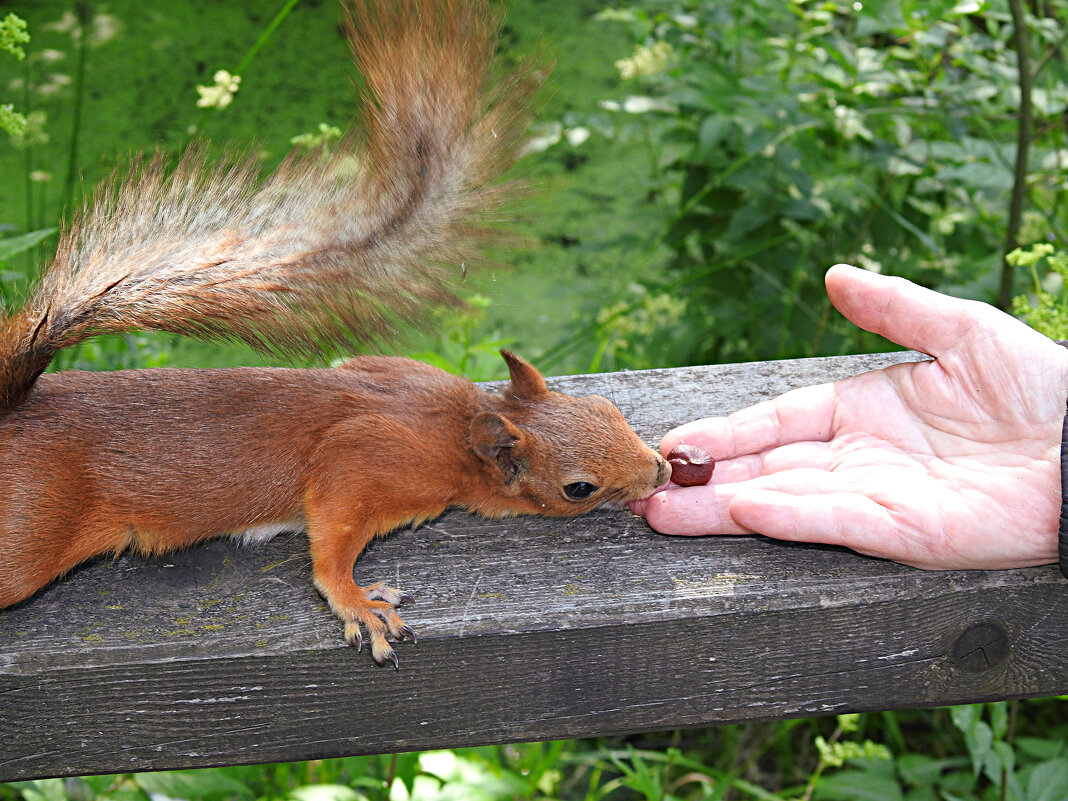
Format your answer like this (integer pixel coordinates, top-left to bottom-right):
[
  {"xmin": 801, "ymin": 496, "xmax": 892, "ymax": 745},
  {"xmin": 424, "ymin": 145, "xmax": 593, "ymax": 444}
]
[{"xmin": 2, "ymin": 351, "xmax": 1065, "ymax": 781}]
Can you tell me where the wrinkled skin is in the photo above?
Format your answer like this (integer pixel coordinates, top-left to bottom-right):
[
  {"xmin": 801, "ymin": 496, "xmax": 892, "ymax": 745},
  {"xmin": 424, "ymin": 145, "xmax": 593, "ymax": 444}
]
[{"xmin": 631, "ymin": 264, "xmax": 1068, "ymax": 571}]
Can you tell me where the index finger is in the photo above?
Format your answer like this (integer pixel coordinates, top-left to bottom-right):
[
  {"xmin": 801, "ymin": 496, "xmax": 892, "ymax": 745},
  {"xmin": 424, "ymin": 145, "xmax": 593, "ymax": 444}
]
[{"xmin": 661, "ymin": 381, "xmax": 837, "ymax": 459}]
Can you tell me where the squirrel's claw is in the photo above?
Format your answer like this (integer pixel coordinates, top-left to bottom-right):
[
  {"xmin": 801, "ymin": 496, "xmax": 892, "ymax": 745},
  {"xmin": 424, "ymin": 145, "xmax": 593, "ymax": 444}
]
[
  {"xmin": 364, "ymin": 582, "xmax": 414, "ymax": 607},
  {"xmin": 346, "ymin": 613, "xmax": 402, "ymax": 669},
  {"xmin": 373, "ymin": 646, "xmax": 400, "ymax": 671},
  {"xmin": 344, "ymin": 621, "xmax": 364, "ymax": 652},
  {"xmin": 331, "ymin": 580, "xmax": 415, "ymax": 667}
]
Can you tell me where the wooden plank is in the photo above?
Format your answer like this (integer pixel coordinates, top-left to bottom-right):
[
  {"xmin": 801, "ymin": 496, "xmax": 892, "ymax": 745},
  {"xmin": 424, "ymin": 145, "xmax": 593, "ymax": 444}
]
[{"xmin": 2, "ymin": 351, "xmax": 1066, "ymax": 781}]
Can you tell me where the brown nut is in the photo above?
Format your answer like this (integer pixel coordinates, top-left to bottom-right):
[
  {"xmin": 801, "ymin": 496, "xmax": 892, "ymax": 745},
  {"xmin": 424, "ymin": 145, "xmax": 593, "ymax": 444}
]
[{"xmin": 667, "ymin": 444, "xmax": 715, "ymax": 486}]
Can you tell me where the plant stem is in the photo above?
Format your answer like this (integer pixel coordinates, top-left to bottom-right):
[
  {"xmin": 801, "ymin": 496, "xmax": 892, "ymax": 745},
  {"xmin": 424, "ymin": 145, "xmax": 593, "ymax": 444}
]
[
  {"xmin": 234, "ymin": 0, "xmax": 302, "ymax": 77},
  {"xmin": 384, "ymin": 752, "xmax": 398, "ymax": 797},
  {"xmin": 187, "ymin": 0, "xmax": 301, "ymax": 143},
  {"xmin": 21, "ymin": 54, "xmax": 33, "ymax": 233},
  {"xmin": 63, "ymin": 0, "xmax": 91, "ymax": 217},
  {"xmin": 1000, "ymin": 700, "xmax": 1019, "ymax": 801},
  {"xmin": 799, "ymin": 724, "xmax": 844, "ymax": 801},
  {"xmin": 999, "ymin": 0, "xmax": 1033, "ymax": 309}
]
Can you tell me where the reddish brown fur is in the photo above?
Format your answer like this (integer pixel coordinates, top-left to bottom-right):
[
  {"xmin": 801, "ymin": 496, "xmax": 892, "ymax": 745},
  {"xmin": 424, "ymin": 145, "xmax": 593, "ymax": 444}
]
[
  {"xmin": 0, "ymin": 0, "xmax": 669, "ymax": 667},
  {"xmin": 0, "ymin": 355, "xmax": 668, "ymax": 664}
]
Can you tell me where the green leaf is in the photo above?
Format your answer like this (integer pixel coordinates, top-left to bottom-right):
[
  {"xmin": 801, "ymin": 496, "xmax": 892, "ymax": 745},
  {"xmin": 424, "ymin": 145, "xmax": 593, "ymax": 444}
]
[
  {"xmin": 1027, "ymin": 759, "xmax": 1068, "ymax": 801},
  {"xmin": 950, "ymin": 705, "xmax": 996, "ymax": 777},
  {"xmin": 964, "ymin": 722, "xmax": 994, "ymax": 776},
  {"xmin": 697, "ymin": 115, "xmax": 731, "ymax": 158},
  {"xmin": 0, "ymin": 102, "xmax": 27, "ymax": 136},
  {"xmin": 902, "ymin": 787, "xmax": 940, "ymax": 801},
  {"xmin": 76, "ymin": 776, "xmax": 126, "ymax": 797},
  {"xmin": 814, "ymin": 767, "xmax": 904, "ymax": 801},
  {"xmin": 391, "ymin": 752, "xmax": 421, "ymax": 795},
  {"xmin": 97, "ymin": 790, "xmax": 152, "ymax": 801},
  {"xmin": 0, "ymin": 228, "xmax": 55, "ymax": 262},
  {"xmin": 11, "ymin": 779, "xmax": 69, "ymax": 801},
  {"xmin": 896, "ymin": 754, "xmax": 967, "ymax": 787},
  {"xmin": 1016, "ymin": 737, "xmax": 1067, "ymax": 760},
  {"xmin": 133, "ymin": 770, "xmax": 255, "ymax": 801},
  {"xmin": 0, "ymin": 12, "xmax": 30, "ymax": 60},
  {"xmin": 286, "ymin": 785, "xmax": 366, "ymax": 801},
  {"xmin": 988, "ymin": 702, "xmax": 1009, "ymax": 739},
  {"xmin": 981, "ymin": 741, "xmax": 1015, "ymax": 785}
]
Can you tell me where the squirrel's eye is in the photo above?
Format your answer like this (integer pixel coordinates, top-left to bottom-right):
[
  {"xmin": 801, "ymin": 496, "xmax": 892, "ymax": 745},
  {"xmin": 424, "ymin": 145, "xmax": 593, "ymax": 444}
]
[{"xmin": 563, "ymin": 482, "xmax": 598, "ymax": 500}]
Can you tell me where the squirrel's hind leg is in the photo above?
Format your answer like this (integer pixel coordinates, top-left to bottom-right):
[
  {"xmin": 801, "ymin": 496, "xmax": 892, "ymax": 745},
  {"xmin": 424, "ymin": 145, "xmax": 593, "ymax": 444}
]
[{"xmin": 0, "ymin": 483, "xmax": 138, "ymax": 607}]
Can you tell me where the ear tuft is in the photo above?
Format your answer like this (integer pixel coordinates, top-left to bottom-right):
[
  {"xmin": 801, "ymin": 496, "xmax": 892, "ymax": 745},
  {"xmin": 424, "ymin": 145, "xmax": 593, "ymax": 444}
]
[{"xmin": 501, "ymin": 350, "xmax": 548, "ymax": 400}]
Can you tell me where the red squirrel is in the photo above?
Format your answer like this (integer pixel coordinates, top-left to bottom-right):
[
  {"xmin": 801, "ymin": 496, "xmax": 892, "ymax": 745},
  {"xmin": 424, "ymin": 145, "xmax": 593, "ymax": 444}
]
[{"xmin": 0, "ymin": 0, "xmax": 670, "ymax": 667}]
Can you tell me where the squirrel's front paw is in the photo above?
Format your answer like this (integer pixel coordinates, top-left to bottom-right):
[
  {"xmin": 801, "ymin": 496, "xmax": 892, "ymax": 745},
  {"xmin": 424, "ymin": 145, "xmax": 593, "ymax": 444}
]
[{"xmin": 340, "ymin": 581, "xmax": 416, "ymax": 668}]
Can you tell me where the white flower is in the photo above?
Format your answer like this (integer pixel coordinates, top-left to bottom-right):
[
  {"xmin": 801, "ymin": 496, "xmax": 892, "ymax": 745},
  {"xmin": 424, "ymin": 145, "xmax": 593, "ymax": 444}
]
[
  {"xmin": 565, "ymin": 126, "xmax": 590, "ymax": 146},
  {"xmin": 615, "ymin": 41, "xmax": 672, "ymax": 80},
  {"xmin": 196, "ymin": 69, "xmax": 241, "ymax": 109},
  {"xmin": 833, "ymin": 105, "xmax": 872, "ymax": 141}
]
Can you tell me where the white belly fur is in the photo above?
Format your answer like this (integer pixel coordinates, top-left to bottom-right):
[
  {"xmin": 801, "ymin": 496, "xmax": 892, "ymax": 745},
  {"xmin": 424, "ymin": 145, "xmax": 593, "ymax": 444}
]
[{"xmin": 229, "ymin": 518, "xmax": 306, "ymax": 546}]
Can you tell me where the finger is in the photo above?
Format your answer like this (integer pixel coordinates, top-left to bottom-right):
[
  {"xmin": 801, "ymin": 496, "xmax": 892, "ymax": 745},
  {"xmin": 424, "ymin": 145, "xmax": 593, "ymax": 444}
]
[
  {"xmin": 635, "ymin": 464, "xmax": 844, "ymax": 534},
  {"xmin": 629, "ymin": 443, "xmax": 830, "ymax": 521},
  {"xmin": 761, "ymin": 441, "xmax": 834, "ymax": 473},
  {"xmin": 729, "ymin": 488, "xmax": 899, "ymax": 559},
  {"xmin": 661, "ymin": 382, "xmax": 837, "ymax": 460},
  {"xmin": 657, "ymin": 415, "xmax": 732, "ymax": 460},
  {"xmin": 698, "ymin": 443, "xmax": 834, "ymax": 485},
  {"xmin": 637, "ymin": 484, "xmax": 750, "ymax": 536},
  {"xmin": 824, "ymin": 263, "xmax": 1008, "ymax": 358},
  {"xmin": 705, "ymin": 454, "xmax": 768, "ymax": 484},
  {"xmin": 637, "ymin": 463, "xmax": 879, "ymax": 533}
]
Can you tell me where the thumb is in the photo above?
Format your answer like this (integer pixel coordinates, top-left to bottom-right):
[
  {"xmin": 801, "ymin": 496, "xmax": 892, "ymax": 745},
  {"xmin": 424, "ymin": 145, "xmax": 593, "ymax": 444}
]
[{"xmin": 825, "ymin": 264, "xmax": 998, "ymax": 357}]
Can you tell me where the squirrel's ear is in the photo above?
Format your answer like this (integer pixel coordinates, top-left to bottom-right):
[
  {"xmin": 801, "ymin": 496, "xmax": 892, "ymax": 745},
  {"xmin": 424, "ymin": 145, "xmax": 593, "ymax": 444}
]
[
  {"xmin": 501, "ymin": 350, "xmax": 548, "ymax": 400},
  {"xmin": 469, "ymin": 411, "xmax": 524, "ymax": 481}
]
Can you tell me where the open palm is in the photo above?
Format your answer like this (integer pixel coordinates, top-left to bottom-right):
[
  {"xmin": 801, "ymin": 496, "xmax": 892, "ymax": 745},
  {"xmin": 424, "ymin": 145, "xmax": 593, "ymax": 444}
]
[{"xmin": 631, "ymin": 264, "xmax": 1068, "ymax": 570}]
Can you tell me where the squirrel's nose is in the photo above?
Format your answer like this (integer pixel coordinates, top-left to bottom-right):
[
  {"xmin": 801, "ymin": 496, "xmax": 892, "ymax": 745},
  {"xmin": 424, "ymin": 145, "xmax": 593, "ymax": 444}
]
[{"xmin": 653, "ymin": 452, "xmax": 671, "ymax": 487}]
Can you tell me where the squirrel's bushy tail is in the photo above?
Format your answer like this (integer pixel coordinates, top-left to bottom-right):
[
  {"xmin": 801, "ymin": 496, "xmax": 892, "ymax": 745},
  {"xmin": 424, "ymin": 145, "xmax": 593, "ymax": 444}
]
[{"xmin": 0, "ymin": 0, "xmax": 543, "ymax": 412}]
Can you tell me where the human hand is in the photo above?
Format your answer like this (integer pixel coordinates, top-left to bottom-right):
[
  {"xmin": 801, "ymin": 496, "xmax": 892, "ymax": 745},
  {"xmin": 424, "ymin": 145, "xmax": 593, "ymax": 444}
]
[{"xmin": 630, "ymin": 264, "xmax": 1068, "ymax": 570}]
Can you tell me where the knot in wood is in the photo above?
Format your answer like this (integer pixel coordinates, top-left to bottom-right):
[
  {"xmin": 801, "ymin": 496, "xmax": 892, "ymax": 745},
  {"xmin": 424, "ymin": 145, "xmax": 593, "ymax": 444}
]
[{"xmin": 950, "ymin": 621, "xmax": 1010, "ymax": 673}]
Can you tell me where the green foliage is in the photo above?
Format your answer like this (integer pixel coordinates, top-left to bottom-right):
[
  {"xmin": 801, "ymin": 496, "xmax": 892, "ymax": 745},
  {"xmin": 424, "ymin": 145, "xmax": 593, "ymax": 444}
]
[
  {"xmin": 403, "ymin": 293, "xmax": 518, "ymax": 381},
  {"xmin": 0, "ymin": 102, "xmax": 26, "ymax": 137},
  {"xmin": 0, "ymin": 13, "xmax": 30, "ymax": 60},
  {"xmin": 0, "ymin": 12, "xmax": 30, "ymax": 135},
  {"xmin": 5, "ymin": 703, "xmax": 1066, "ymax": 801},
  {"xmin": 290, "ymin": 123, "xmax": 343, "ymax": 150},
  {"xmin": 0, "ymin": 227, "xmax": 52, "ymax": 265},
  {"xmin": 589, "ymin": 283, "xmax": 686, "ymax": 371},
  {"xmin": 810, "ymin": 702, "xmax": 1068, "ymax": 801},
  {"xmin": 795, "ymin": 714, "xmax": 892, "ymax": 801},
  {"xmin": 0, "ymin": 226, "xmax": 53, "ymax": 309},
  {"xmin": 49, "ymin": 334, "xmax": 173, "ymax": 371},
  {"xmin": 1010, "ymin": 243, "xmax": 1068, "ymax": 338},
  {"xmin": 558, "ymin": 0, "xmax": 1068, "ymax": 367}
]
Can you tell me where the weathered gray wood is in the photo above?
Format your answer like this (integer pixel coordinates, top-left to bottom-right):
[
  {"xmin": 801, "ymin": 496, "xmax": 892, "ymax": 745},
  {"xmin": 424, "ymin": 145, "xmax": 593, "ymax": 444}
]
[{"xmin": 2, "ymin": 351, "xmax": 1066, "ymax": 781}]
